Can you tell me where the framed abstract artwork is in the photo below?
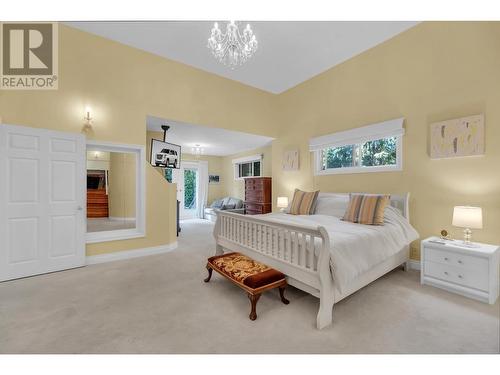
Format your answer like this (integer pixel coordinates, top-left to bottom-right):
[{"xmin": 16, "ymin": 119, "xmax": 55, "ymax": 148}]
[
  {"xmin": 430, "ymin": 114, "xmax": 484, "ymax": 159},
  {"xmin": 282, "ymin": 149, "xmax": 299, "ymax": 171}
]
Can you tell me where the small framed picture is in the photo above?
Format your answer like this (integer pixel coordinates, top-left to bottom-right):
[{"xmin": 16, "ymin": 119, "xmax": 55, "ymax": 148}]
[{"xmin": 209, "ymin": 175, "xmax": 220, "ymax": 184}]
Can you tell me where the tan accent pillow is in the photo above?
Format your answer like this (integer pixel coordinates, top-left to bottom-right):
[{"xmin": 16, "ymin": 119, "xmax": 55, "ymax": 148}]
[
  {"xmin": 289, "ymin": 189, "xmax": 319, "ymax": 215},
  {"xmin": 343, "ymin": 194, "xmax": 390, "ymax": 225},
  {"xmin": 358, "ymin": 194, "xmax": 390, "ymax": 225},
  {"xmin": 342, "ymin": 194, "xmax": 364, "ymax": 223}
]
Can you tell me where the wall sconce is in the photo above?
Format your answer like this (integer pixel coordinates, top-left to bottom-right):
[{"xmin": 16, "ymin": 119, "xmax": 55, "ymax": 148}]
[{"xmin": 83, "ymin": 106, "xmax": 93, "ymax": 130}]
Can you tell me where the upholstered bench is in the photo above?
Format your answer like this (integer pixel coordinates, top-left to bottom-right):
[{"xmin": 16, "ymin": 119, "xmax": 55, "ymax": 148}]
[{"xmin": 204, "ymin": 252, "xmax": 289, "ymax": 320}]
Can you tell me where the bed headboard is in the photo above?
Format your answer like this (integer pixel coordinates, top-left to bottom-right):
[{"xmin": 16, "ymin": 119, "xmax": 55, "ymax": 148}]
[
  {"xmin": 388, "ymin": 193, "xmax": 410, "ymax": 220},
  {"xmin": 317, "ymin": 192, "xmax": 410, "ymax": 220}
]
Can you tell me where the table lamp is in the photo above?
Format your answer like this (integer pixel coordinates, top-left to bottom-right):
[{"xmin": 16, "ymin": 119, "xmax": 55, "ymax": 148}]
[
  {"xmin": 277, "ymin": 196, "xmax": 289, "ymax": 212},
  {"xmin": 452, "ymin": 206, "xmax": 482, "ymax": 246}
]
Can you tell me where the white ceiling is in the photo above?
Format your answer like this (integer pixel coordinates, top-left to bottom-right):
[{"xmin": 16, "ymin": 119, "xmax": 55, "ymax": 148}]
[
  {"xmin": 147, "ymin": 116, "xmax": 274, "ymax": 156},
  {"xmin": 66, "ymin": 21, "xmax": 418, "ymax": 94}
]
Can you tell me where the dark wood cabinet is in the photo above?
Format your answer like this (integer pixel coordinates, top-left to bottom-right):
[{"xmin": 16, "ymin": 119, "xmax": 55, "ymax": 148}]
[{"xmin": 244, "ymin": 177, "xmax": 272, "ymax": 215}]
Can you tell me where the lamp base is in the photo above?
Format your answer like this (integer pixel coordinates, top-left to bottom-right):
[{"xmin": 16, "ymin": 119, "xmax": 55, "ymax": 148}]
[
  {"xmin": 460, "ymin": 228, "xmax": 480, "ymax": 248},
  {"xmin": 463, "ymin": 228, "xmax": 472, "ymax": 243}
]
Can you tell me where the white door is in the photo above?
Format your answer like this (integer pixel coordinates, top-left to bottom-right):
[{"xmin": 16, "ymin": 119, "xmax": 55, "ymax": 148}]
[
  {"xmin": 0, "ymin": 124, "xmax": 86, "ymax": 282},
  {"xmin": 172, "ymin": 167, "xmax": 184, "ymax": 217},
  {"xmin": 172, "ymin": 163, "xmax": 198, "ymax": 220}
]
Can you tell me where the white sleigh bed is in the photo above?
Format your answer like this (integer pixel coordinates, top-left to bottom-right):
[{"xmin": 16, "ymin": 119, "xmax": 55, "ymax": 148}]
[{"xmin": 213, "ymin": 193, "xmax": 418, "ymax": 329}]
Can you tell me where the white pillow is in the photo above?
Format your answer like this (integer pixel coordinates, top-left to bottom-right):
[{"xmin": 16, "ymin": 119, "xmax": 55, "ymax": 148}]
[{"xmin": 314, "ymin": 194, "xmax": 349, "ymax": 217}]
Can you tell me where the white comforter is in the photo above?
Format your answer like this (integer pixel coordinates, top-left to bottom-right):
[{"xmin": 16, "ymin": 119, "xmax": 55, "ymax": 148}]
[{"xmin": 255, "ymin": 206, "xmax": 419, "ymax": 291}]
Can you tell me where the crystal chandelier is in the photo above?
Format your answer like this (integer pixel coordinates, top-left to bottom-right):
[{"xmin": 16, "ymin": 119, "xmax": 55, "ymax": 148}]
[{"xmin": 207, "ymin": 21, "xmax": 258, "ymax": 68}]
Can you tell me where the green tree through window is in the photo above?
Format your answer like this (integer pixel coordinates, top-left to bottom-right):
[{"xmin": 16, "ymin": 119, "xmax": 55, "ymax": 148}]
[
  {"xmin": 321, "ymin": 136, "xmax": 397, "ymax": 171},
  {"xmin": 184, "ymin": 169, "xmax": 197, "ymax": 209},
  {"xmin": 361, "ymin": 137, "xmax": 397, "ymax": 166},
  {"xmin": 164, "ymin": 168, "xmax": 172, "ymax": 183},
  {"xmin": 322, "ymin": 144, "xmax": 354, "ymax": 169}
]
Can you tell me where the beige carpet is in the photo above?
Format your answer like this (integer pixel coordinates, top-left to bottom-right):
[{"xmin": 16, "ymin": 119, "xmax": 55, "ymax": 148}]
[{"xmin": 0, "ymin": 219, "xmax": 498, "ymax": 354}]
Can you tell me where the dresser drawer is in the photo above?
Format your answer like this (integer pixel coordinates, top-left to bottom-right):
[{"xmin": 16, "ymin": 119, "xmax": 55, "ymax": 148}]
[
  {"xmin": 424, "ymin": 261, "xmax": 489, "ymax": 291},
  {"xmin": 245, "ymin": 191, "xmax": 265, "ymax": 203},
  {"xmin": 245, "ymin": 178, "xmax": 264, "ymax": 187},
  {"xmin": 425, "ymin": 246, "xmax": 488, "ymax": 271},
  {"xmin": 244, "ymin": 202, "xmax": 272, "ymax": 214},
  {"xmin": 246, "ymin": 185, "xmax": 264, "ymax": 194},
  {"xmin": 245, "ymin": 203, "xmax": 263, "ymax": 212},
  {"xmin": 245, "ymin": 209, "xmax": 262, "ymax": 215}
]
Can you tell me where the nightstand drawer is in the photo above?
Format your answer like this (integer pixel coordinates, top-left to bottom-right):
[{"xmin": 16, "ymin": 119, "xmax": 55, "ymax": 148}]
[
  {"xmin": 424, "ymin": 261, "xmax": 489, "ymax": 291},
  {"xmin": 425, "ymin": 246, "xmax": 488, "ymax": 271}
]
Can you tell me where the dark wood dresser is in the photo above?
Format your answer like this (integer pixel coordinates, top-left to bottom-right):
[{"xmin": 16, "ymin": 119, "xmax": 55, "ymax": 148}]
[{"xmin": 244, "ymin": 177, "xmax": 272, "ymax": 215}]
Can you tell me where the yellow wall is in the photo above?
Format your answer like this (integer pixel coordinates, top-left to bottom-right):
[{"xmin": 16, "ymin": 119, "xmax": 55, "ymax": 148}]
[
  {"xmin": 108, "ymin": 152, "xmax": 136, "ymax": 219},
  {"xmin": 222, "ymin": 145, "xmax": 273, "ymax": 199},
  {"xmin": 146, "ymin": 130, "xmax": 226, "ymax": 203},
  {"xmin": 0, "ymin": 24, "xmax": 277, "ymax": 256},
  {"xmin": 1, "ymin": 22, "xmax": 499, "ymax": 261},
  {"xmin": 147, "ymin": 130, "xmax": 272, "ymax": 204},
  {"xmin": 86, "ymin": 150, "xmax": 110, "ymax": 171},
  {"xmin": 182, "ymin": 153, "xmax": 225, "ymax": 204},
  {"xmin": 273, "ymin": 22, "xmax": 500, "ymax": 258}
]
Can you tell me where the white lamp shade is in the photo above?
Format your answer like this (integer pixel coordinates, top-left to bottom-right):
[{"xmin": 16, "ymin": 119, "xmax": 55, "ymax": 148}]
[
  {"xmin": 277, "ymin": 196, "xmax": 289, "ymax": 208},
  {"xmin": 452, "ymin": 206, "xmax": 483, "ymax": 229}
]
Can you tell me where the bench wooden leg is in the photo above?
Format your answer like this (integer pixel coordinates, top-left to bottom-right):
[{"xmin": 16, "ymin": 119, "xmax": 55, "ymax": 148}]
[
  {"xmin": 247, "ymin": 293, "xmax": 261, "ymax": 321},
  {"xmin": 279, "ymin": 286, "xmax": 290, "ymax": 305},
  {"xmin": 204, "ymin": 265, "xmax": 213, "ymax": 282}
]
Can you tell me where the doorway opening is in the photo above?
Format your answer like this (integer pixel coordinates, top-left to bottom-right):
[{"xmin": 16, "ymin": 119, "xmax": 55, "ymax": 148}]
[{"xmin": 173, "ymin": 162, "xmax": 199, "ymax": 220}]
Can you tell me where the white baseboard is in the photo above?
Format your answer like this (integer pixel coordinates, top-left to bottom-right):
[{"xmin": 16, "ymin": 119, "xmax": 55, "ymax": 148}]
[
  {"xmin": 408, "ymin": 259, "xmax": 421, "ymax": 270},
  {"xmin": 86, "ymin": 242, "xmax": 178, "ymax": 265}
]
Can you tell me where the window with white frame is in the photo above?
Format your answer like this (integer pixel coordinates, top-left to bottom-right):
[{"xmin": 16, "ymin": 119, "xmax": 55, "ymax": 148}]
[
  {"xmin": 310, "ymin": 118, "xmax": 404, "ymax": 175},
  {"xmin": 233, "ymin": 154, "xmax": 262, "ymax": 180}
]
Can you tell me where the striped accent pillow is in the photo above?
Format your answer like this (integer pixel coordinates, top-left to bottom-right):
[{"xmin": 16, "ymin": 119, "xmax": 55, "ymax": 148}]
[
  {"xmin": 343, "ymin": 194, "xmax": 390, "ymax": 225},
  {"xmin": 289, "ymin": 189, "xmax": 319, "ymax": 215},
  {"xmin": 342, "ymin": 194, "xmax": 364, "ymax": 223},
  {"xmin": 358, "ymin": 194, "xmax": 390, "ymax": 225}
]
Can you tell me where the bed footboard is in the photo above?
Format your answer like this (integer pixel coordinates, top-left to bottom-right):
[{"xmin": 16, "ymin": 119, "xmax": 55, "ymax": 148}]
[{"xmin": 213, "ymin": 211, "xmax": 334, "ymax": 329}]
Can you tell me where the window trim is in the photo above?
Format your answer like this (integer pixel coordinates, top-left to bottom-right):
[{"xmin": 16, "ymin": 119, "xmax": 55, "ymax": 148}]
[
  {"xmin": 85, "ymin": 140, "xmax": 146, "ymax": 244},
  {"xmin": 232, "ymin": 154, "xmax": 263, "ymax": 180},
  {"xmin": 309, "ymin": 117, "xmax": 404, "ymax": 150},
  {"xmin": 310, "ymin": 118, "xmax": 405, "ymax": 176},
  {"xmin": 314, "ymin": 136, "xmax": 403, "ymax": 176}
]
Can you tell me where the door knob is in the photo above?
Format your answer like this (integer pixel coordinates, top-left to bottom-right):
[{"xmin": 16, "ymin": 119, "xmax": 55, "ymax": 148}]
[{"xmin": 77, "ymin": 206, "xmax": 83, "ymax": 211}]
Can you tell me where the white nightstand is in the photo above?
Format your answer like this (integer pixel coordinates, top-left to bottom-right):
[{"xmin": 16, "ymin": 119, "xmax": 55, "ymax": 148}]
[{"xmin": 421, "ymin": 237, "xmax": 499, "ymax": 304}]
